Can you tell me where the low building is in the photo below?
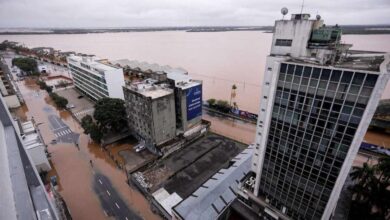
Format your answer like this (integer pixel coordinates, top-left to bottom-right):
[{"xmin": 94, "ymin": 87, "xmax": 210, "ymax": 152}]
[
  {"xmin": 123, "ymin": 79, "xmax": 176, "ymax": 153},
  {"xmin": 0, "ymin": 60, "xmax": 21, "ymax": 108},
  {"xmin": 18, "ymin": 120, "xmax": 51, "ymax": 172},
  {"xmin": 67, "ymin": 55, "xmax": 125, "ymax": 101}
]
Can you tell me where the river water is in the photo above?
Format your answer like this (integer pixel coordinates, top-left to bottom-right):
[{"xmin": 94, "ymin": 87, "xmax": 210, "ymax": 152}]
[{"xmin": 1, "ymin": 32, "xmax": 389, "ymax": 113}]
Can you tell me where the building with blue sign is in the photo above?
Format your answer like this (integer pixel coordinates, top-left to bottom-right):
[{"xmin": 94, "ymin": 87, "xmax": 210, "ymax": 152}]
[
  {"xmin": 122, "ymin": 67, "xmax": 203, "ymax": 153},
  {"xmin": 166, "ymin": 70, "xmax": 203, "ymax": 136}
]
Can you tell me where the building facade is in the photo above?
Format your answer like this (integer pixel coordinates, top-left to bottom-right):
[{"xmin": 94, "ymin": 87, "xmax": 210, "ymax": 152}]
[
  {"xmin": 123, "ymin": 80, "xmax": 176, "ymax": 152},
  {"xmin": 238, "ymin": 13, "xmax": 390, "ymax": 220},
  {"xmin": 67, "ymin": 55, "xmax": 125, "ymax": 101},
  {"xmin": 0, "ymin": 95, "xmax": 58, "ymax": 220}
]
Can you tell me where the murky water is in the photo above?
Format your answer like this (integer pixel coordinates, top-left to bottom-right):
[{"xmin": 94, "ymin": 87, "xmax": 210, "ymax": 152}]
[{"xmin": 1, "ymin": 32, "xmax": 389, "ymax": 113}]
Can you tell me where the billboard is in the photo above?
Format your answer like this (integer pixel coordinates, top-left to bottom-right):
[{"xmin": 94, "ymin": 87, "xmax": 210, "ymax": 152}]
[{"xmin": 186, "ymin": 84, "xmax": 202, "ymax": 121}]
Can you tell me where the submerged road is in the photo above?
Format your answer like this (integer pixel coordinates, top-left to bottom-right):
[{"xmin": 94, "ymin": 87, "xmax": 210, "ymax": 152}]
[{"xmin": 93, "ymin": 173, "xmax": 142, "ymax": 220}]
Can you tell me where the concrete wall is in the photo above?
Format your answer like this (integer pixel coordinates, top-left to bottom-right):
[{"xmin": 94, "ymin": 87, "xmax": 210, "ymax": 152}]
[
  {"xmin": 271, "ymin": 19, "xmax": 321, "ymax": 58},
  {"xmin": 152, "ymin": 94, "xmax": 176, "ymax": 146},
  {"xmin": 252, "ymin": 56, "xmax": 285, "ymax": 196},
  {"xmin": 106, "ymin": 68, "xmax": 125, "ymax": 100}
]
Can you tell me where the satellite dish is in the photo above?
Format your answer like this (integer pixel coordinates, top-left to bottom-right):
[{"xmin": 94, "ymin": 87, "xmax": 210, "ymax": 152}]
[
  {"xmin": 281, "ymin": 7, "xmax": 288, "ymax": 16},
  {"xmin": 281, "ymin": 7, "xmax": 288, "ymax": 20},
  {"xmin": 316, "ymin": 14, "xmax": 321, "ymax": 20}
]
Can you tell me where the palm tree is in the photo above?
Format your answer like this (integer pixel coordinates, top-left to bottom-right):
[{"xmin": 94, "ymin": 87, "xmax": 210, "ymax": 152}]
[{"xmin": 349, "ymin": 158, "xmax": 390, "ymax": 219}]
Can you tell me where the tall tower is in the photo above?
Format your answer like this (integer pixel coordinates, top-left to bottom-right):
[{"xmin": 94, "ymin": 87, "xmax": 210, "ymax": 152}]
[{"xmin": 238, "ymin": 12, "xmax": 390, "ymax": 220}]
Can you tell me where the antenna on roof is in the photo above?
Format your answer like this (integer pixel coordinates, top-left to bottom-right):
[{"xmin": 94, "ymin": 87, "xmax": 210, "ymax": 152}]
[{"xmin": 300, "ymin": 0, "xmax": 305, "ymax": 14}]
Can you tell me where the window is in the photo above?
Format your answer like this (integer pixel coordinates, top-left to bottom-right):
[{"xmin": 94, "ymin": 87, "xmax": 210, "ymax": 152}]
[{"xmin": 275, "ymin": 39, "xmax": 293, "ymax": 46}]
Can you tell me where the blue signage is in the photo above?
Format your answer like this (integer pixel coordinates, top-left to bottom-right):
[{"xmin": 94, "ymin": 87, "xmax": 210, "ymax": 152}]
[{"xmin": 186, "ymin": 85, "xmax": 202, "ymax": 121}]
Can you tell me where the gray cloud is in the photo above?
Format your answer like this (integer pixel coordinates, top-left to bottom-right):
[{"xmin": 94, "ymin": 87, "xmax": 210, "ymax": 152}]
[{"xmin": 0, "ymin": 0, "xmax": 389, "ymax": 28}]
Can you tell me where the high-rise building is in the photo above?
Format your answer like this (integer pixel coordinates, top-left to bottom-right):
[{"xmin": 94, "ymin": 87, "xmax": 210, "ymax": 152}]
[
  {"xmin": 67, "ymin": 55, "xmax": 125, "ymax": 100},
  {"xmin": 237, "ymin": 13, "xmax": 390, "ymax": 220},
  {"xmin": 0, "ymin": 95, "xmax": 58, "ymax": 220}
]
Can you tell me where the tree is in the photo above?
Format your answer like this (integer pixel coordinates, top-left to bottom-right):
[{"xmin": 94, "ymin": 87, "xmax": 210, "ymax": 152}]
[
  {"xmin": 93, "ymin": 98, "xmax": 128, "ymax": 133},
  {"xmin": 349, "ymin": 159, "xmax": 390, "ymax": 219},
  {"xmin": 216, "ymin": 100, "xmax": 231, "ymax": 113},
  {"xmin": 81, "ymin": 115, "xmax": 102, "ymax": 143},
  {"xmin": 49, "ymin": 93, "xmax": 68, "ymax": 109},
  {"xmin": 89, "ymin": 123, "xmax": 103, "ymax": 143},
  {"xmin": 81, "ymin": 115, "xmax": 94, "ymax": 134},
  {"xmin": 12, "ymin": 57, "xmax": 38, "ymax": 73},
  {"xmin": 207, "ymin": 98, "xmax": 216, "ymax": 106}
]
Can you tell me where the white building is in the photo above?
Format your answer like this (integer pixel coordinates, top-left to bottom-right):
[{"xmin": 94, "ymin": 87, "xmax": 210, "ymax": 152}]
[
  {"xmin": 19, "ymin": 121, "xmax": 51, "ymax": 172},
  {"xmin": 67, "ymin": 55, "xmax": 125, "ymax": 100},
  {"xmin": 238, "ymin": 13, "xmax": 390, "ymax": 220}
]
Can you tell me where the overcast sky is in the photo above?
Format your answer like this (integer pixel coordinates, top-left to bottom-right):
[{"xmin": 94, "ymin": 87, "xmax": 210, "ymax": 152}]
[{"xmin": 0, "ymin": 0, "xmax": 389, "ymax": 28}]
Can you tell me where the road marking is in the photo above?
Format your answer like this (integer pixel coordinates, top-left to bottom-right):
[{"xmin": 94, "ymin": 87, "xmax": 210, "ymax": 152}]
[
  {"xmin": 103, "ymin": 210, "xmax": 108, "ymax": 216},
  {"xmin": 126, "ymin": 217, "xmax": 129, "ymax": 220},
  {"xmin": 53, "ymin": 126, "xmax": 68, "ymax": 131},
  {"xmin": 98, "ymin": 179, "xmax": 102, "ymax": 184},
  {"xmin": 106, "ymin": 190, "xmax": 111, "ymax": 196},
  {"xmin": 115, "ymin": 202, "xmax": 120, "ymax": 209}
]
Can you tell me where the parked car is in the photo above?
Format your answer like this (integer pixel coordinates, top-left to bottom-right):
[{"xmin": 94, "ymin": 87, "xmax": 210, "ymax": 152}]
[{"xmin": 66, "ymin": 104, "xmax": 75, "ymax": 109}]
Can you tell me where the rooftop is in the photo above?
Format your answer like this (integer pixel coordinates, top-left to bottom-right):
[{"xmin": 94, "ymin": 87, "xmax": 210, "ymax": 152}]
[
  {"xmin": 134, "ymin": 133, "xmax": 247, "ymax": 217},
  {"xmin": 124, "ymin": 80, "xmax": 173, "ymax": 99},
  {"xmin": 172, "ymin": 146, "xmax": 253, "ymax": 220},
  {"xmin": 67, "ymin": 54, "xmax": 120, "ymax": 72},
  {"xmin": 285, "ymin": 50, "xmax": 388, "ymax": 72},
  {"xmin": 112, "ymin": 59, "xmax": 187, "ymax": 75}
]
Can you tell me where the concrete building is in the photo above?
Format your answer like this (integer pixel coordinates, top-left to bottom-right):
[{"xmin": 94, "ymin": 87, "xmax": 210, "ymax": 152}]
[
  {"xmin": 237, "ymin": 13, "xmax": 390, "ymax": 220},
  {"xmin": 117, "ymin": 59, "xmax": 204, "ymax": 152},
  {"xmin": 166, "ymin": 70, "xmax": 203, "ymax": 135},
  {"xmin": 123, "ymin": 79, "xmax": 176, "ymax": 152},
  {"xmin": 0, "ymin": 60, "xmax": 21, "ymax": 108},
  {"xmin": 67, "ymin": 55, "xmax": 125, "ymax": 101},
  {"xmin": 0, "ymin": 95, "xmax": 58, "ymax": 220},
  {"xmin": 18, "ymin": 120, "xmax": 51, "ymax": 172}
]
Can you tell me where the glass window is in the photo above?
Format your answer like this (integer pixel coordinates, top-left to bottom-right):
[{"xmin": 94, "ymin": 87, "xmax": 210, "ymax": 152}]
[
  {"xmin": 295, "ymin": 65, "xmax": 303, "ymax": 76},
  {"xmin": 321, "ymin": 69, "xmax": 331, "ymax": 80},
  {"xmin": 280, "ymin": 63, "xmax": 288, "ymax": 73},
  {"xmin": 330, "ymin": 70, "xmax": 342, "ymax": 82},
  {"xmin": 287, "ymin": 64, "xmax": 295, "ymax": 75},
  {"xmin": 312, "ymin": 68, "xmax": 321, "ymax": 79},
  {"xmin": 352, "ymin": 72, "xmax": 365, "ymax": 85},
  {"xmin": 341, "ymin": 71, "xmax": 353, "ymax": 83},
  {"xmin": 303, "ymin": 67, "xmax": 312, "ymax": 77},
  {"xmin": 364, "ymin": 74, "xmax": 378, "ymax": 87}
]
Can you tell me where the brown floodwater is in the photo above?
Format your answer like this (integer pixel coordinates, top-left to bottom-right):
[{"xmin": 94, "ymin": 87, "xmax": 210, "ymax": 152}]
[
  {"xmin": 1, "ymin": 32, "xmax": 389, "ymax": 113},
  {"xmin": 14, "ymin": 78, "xmax": 160, "ymax": 220}
]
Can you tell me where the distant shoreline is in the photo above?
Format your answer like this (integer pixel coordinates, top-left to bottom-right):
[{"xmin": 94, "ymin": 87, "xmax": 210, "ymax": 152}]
[{"xmin": 0, "ymin": 25, "xmax": 390, "ymax": 35}]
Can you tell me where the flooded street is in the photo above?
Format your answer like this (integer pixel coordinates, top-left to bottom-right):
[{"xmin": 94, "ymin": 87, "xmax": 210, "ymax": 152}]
[{"xmin": 13, "ymin": 77, "xmax": 160, "ymax": 220}]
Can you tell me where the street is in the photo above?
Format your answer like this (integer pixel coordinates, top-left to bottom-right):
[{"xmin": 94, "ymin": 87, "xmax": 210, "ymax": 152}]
[
  {"xmin": 2, "ymin": 51, "xmax": 160, "ymax": 220},
  {"xmin": 93, "ymin": 173, "xmax": 142, "ymax": 220}
]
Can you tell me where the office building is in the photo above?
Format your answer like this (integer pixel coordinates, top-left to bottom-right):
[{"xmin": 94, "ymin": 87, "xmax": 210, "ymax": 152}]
[
  {"xmin": 166, "ymin": 70, "xmax": 203, "ymax": 135},
  {"xmin": 67, "ymin": 55, "xmax": 125, "ymax": 101},
  {"xmin": 0, "ymin": 95, "xmax": 58, "ymax": 220},
  {"xmin": 123, "ymin": 79, "xmax": 176, "ymax": 152},
  {"xmin": 116, "ymin": 59, "xmax": 203, "ymax": 152},
  {"xmin": 238, "ymin": 13, "xmax": 390, "ymax": 220}
]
